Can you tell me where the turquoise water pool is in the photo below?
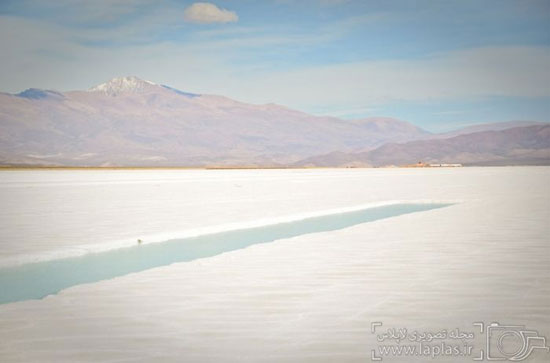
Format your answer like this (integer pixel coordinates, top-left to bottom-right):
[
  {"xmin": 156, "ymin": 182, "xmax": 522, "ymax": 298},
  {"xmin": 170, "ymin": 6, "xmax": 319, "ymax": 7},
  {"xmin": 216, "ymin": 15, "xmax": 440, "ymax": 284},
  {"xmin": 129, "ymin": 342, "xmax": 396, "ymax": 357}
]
[{"xmin": 0, "ymin": 203, "xmax": 450, "ymax": 304}]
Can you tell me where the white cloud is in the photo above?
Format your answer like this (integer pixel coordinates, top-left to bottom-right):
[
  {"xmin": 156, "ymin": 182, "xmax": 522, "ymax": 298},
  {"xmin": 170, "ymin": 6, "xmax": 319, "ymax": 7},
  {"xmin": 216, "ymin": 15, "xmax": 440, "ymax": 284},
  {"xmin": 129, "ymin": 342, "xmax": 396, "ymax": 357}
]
[
  {"xmin": 1, "ymin": 14, "xmax": 548, "ymax": 119},
  {"xmin": 226, "ymin": 46, "xmax": 550, "ymax": 113},
  {"xmin": 13, "ymin": 0, "xmax": 156, "ymax": 24},
  {"xmin": 183, "ymin": 2, "xmax": 238, "ymax": 24}
]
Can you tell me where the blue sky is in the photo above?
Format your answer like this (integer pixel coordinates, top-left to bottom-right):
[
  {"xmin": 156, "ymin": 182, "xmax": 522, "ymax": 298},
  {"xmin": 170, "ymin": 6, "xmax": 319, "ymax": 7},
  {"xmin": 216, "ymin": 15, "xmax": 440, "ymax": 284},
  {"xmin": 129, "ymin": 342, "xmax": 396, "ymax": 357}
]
[{"xmin": 1, "ymin": 0, "xmax": 549, "ymax": 131}]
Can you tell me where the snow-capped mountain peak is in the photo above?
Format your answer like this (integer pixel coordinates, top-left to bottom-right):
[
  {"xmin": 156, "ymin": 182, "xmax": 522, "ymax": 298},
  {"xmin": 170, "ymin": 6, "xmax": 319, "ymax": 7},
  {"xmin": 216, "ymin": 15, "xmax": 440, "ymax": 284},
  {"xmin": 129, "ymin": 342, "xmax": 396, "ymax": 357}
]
[{"xmin": 89, "ymin": 76, "xmax": 157, "ymax": 95}]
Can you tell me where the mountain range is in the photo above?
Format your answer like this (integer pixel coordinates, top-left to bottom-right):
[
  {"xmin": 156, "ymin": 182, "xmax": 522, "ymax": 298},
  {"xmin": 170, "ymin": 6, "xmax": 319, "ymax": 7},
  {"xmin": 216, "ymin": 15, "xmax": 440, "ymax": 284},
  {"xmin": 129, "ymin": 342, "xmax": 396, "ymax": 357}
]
[
  {"xmin": 0, "ymin": 76, "xmax": 548, "ymax": 167},
  {"xmin": 295, "ymin": 125, "xmax": 550, "ymax": 167}
]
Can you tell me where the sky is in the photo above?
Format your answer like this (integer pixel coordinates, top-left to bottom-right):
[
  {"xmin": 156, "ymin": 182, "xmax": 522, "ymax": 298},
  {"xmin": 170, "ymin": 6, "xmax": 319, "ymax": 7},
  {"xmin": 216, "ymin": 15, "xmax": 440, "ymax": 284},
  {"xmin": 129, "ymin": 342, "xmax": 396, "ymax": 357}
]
[{"xmin": 0, "ymin": 0, "xmax": 549, "ymax": 131}]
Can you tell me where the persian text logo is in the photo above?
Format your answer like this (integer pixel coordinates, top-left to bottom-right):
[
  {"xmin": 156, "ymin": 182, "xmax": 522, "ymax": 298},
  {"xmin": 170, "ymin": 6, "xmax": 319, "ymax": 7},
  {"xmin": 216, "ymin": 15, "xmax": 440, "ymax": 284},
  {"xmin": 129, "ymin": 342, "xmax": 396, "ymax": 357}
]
[
  {"xmin": 370, "ymin": 321, "xmax": 549, "ymax": 361},
  {"xmin": 484, "ymin": 322, "xmax": 549, "ymax": 361},
  {"xmin": 370, "ymin": 322, "xmax": 475, "ymax": 361}
]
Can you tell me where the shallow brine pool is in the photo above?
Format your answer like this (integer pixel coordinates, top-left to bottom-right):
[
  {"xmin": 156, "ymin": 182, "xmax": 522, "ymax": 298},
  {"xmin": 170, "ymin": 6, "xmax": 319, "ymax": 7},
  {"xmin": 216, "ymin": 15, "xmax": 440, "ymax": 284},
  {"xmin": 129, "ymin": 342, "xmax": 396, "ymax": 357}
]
[{"xmin": 0, "ymin": 202, "xmax": 450, "ymax": 304}]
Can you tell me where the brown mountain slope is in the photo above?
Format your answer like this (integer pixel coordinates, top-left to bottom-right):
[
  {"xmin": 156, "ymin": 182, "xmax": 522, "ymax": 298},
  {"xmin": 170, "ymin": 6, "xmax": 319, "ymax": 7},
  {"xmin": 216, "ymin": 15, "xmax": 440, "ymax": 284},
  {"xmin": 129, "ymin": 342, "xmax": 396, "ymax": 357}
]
[
  {"xmin": 295, "ymin": 125, "xmax": 550, "ymax": 167},
  {"xmin": 0, "ymin": 77, "xmax": 430, "ymax": 166}
]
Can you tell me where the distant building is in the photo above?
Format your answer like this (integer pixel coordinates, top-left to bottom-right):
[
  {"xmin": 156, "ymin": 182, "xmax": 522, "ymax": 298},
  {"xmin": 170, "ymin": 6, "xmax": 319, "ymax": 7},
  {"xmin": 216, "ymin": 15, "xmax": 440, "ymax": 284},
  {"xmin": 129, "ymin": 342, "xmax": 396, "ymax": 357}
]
[
  {"xmin": 404, "ymin": 161, "xmax": 429, "ymax": 167},
  {"xmin": 401, "ymin": 161, "xmax": 463, "ymax": 168}
]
